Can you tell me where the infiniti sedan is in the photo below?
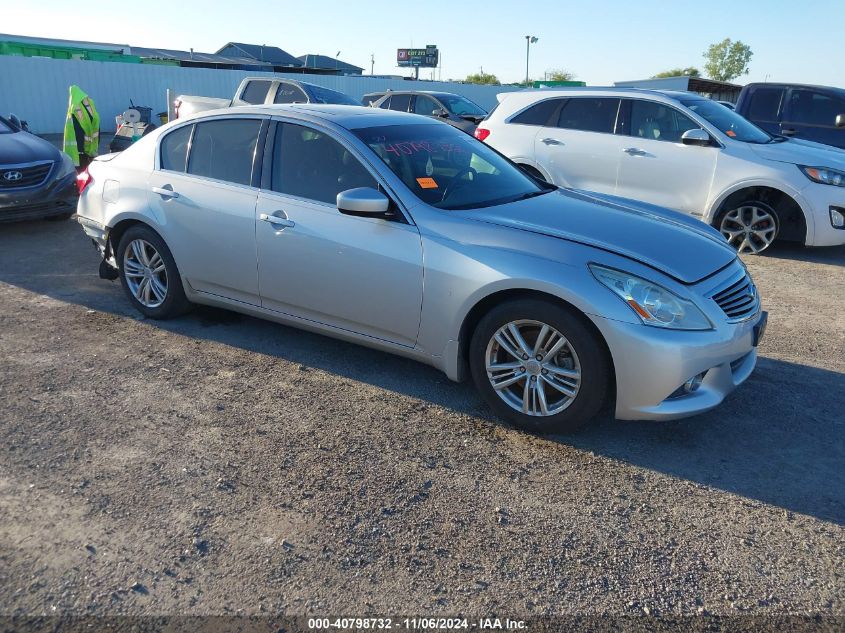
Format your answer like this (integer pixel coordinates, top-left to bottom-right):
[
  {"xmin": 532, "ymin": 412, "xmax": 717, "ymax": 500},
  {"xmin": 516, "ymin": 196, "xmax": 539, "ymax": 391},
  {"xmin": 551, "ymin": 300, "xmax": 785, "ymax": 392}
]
[{"xmin": 76, "ymin": 105, "xmax": 766, "ymax": 433}]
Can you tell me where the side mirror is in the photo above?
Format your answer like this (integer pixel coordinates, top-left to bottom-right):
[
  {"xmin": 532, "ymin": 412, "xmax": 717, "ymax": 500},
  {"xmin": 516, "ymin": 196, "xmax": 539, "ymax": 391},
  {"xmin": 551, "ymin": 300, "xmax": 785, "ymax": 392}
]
[
  {"xmin": 434, "ymin": 108, "xmax": 449, "ymax": 118},
  {"xmin": 337, "ymin": 187, "xmax": 390, "ymax": 217},
  {"xmin": 836, "ymin": 114, "xmax": 845, "ymax": 128},
  {"xmin": 681, "ymin": 129, "xmax": 713, "ymax": 146}
]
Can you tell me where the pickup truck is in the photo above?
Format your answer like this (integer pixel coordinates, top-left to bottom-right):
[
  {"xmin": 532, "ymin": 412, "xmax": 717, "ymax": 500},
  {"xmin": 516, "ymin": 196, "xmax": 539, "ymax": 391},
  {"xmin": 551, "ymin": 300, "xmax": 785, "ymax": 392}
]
[
  {"xmin": 174, "ymin": 77, "xmax": 360, "ymax": 119},
  {"xmin": 734, "ymin": 82, "xmax": 845, "ymax": 150}
]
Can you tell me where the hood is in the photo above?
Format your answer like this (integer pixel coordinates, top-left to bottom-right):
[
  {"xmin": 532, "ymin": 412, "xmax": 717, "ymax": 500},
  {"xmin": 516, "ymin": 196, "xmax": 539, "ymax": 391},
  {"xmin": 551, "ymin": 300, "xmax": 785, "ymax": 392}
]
[
  {"xmin": 456, "ymin": 188, "xmax": 736, "ymax": 284},
  {"xmin": 747, "ymin": 137, "xmax": 845, "ymax": 169},
  {"xmin": 0, "ymin": 131, "xmax": 62, "ymax": 166}
]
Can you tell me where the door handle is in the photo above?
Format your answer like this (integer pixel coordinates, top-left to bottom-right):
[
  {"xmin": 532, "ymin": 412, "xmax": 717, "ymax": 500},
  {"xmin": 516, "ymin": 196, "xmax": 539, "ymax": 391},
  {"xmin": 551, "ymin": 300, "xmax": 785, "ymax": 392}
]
[
  {"xmin": 781, "ymin": 128, "xmax": 797, "ymax": 137},
  {"xmin": 622, "ymin": 147, "xmax": 647, "ymax": 156},
  {"xmin": 152, "ymin": 186, "xmax": 180, "ymax": 199},
  {"xmin": 541, "ymin": 137, "xmax": 563, "ymax": 146},
  {"xmin": 260, "ymin": 212, "xmax": 295, "ymax": 228}
]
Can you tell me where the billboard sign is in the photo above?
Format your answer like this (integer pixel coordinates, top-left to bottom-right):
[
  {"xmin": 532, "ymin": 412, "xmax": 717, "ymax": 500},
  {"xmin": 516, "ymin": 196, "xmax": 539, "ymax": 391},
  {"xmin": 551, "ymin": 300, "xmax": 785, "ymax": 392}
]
[{"xmin": 397, "ymin": 45, "xmax": 438, "ymax": 68}]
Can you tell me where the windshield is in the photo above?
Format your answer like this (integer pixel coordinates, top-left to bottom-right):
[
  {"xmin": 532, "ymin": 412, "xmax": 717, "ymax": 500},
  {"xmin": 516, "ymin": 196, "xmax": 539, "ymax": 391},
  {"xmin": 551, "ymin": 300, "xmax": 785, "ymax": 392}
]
[
  {"xmin": 308, "ymin": 85, "xmax": 359, "ymax": 106},
  {"xmin": 353, "ymin": 123, "xmax": 550, "ymax": 210},
  {"xmin": 438, "ymin": 95, "xmax": 487, "ymax": 117},
  {"xmin": 680, "ymin": 98, "xmax": 773, "ymax": 143}
]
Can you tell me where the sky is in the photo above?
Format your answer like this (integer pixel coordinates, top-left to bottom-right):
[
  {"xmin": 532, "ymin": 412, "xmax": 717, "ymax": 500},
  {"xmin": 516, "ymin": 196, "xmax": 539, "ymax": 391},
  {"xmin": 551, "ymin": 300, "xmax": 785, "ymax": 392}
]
[{"xmin": 5, "ymin": 0, "xmax": 844, "ymax": 87}]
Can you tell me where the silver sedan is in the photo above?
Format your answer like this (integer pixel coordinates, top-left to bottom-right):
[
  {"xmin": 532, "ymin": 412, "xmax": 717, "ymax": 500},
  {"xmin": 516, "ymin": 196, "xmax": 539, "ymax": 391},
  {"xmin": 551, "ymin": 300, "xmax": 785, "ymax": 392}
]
[{"xmin": 76, "ymin": 105, "xmax": 767, "ymax": 433}]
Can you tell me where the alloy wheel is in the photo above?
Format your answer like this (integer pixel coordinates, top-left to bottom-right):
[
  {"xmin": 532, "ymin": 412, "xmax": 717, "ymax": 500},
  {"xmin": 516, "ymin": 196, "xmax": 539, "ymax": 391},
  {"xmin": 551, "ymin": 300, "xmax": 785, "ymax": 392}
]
[
  {"xmin": 123, "ymin": 238, "xmax": 168, "ymax": 308},
  {"xmin": 720, "ymin": 205, "xmax": 777, "ymax": 254},
  {"xmin": 484, "ymin": 319, "xmax": 582, "ymax": 417}
]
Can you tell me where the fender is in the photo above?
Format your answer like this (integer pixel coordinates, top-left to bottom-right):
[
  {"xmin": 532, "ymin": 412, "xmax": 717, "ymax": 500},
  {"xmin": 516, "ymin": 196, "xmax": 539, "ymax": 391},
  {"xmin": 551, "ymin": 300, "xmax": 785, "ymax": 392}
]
[
  {"xmin": 705, "ymin": 178, "xmax": 815, "ymax": 243},
  {"xmin": 510, "ymin": 157, "xmax": 557, "ymax": 185}
]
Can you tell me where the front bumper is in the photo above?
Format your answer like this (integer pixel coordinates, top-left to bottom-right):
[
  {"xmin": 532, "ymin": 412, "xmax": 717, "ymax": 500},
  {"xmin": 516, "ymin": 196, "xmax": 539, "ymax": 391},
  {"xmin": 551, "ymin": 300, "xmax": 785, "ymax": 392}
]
[
  {"xmin": 801, "ymin": 183, "xmax": 845, "ymax": 247},
  {"xmin": 0, "ymin": 172, "xmax": 78, "ymax": 222},
  {"xmin": 592, "ymin": 310, "xmax": 764, "ymax": 421}
]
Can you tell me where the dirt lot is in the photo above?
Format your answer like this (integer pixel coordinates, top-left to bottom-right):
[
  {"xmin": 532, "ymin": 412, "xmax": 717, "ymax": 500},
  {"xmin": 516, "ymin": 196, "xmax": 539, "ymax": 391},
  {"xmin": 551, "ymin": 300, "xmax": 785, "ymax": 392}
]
[{"xmin": 0, "ymin": 219, "xmax": 843, "ymax": 623}]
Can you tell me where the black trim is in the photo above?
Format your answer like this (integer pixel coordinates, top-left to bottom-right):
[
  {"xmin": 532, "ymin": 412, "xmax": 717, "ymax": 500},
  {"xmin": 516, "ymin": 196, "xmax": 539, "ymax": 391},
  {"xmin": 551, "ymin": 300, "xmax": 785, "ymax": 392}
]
[{"xmin": 251, "ymin": 119, "xmax": 270, "ymax": 188}]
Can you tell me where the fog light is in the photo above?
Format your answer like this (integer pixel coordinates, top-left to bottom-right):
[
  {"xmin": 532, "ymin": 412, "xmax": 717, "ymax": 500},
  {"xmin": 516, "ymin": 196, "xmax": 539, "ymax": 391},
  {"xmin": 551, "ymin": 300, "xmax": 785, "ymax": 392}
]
[
  {"xmin": 683, "ymin": 372, "xmax": 706, "ymax": 393},
  {"xmin": 831, "ymin": 207, "xmax": 845, "ymax": 229}
]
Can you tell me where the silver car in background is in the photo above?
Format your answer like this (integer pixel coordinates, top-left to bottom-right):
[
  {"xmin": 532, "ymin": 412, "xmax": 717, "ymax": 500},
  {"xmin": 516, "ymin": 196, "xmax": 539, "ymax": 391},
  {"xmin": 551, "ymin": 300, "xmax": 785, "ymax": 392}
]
[{"xmin": 76, "ymin": 105, "xmax": 766, "ymax": 433}]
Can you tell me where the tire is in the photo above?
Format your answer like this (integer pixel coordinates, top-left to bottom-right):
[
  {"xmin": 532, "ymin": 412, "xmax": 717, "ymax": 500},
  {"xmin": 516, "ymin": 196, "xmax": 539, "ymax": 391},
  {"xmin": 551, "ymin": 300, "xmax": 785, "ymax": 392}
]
[
  {"xmin": 116, "ymin": 224, "xmax": 191, "ymax": 319},
  {"xmin": 469, "ymin": 298, "xmax": 610, "ymax": 434},
  {"xmin": 715, "ymin": 200, "xmax": 779, "ymax": 255}
]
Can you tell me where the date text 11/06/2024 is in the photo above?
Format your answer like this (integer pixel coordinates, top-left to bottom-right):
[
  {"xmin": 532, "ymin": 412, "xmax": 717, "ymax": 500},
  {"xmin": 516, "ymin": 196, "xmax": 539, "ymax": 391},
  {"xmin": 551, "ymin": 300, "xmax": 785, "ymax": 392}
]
[{"xmin": 307, "ymin": 617, "xmax": 527, "ymax": 630}]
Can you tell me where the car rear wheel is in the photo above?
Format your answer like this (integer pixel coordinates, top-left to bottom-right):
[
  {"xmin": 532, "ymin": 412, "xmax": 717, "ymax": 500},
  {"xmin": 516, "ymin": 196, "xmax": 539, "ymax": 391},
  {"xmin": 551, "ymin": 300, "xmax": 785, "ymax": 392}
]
[
  {"xmin": 717, "ymin": 201, "xmax": 779, "ymax": 254},
  {"xmin": 116, "ymin": 225, "xmax": 191, "ymax": 319},
  {"xmin": 469, "ymin": 299, "xmax": 609, "ymax": 434}
]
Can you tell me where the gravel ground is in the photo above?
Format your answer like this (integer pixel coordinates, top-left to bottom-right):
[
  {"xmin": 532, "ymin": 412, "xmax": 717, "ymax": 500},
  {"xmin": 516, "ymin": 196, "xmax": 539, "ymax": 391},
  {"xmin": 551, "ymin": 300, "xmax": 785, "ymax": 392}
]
[{"xmin": 0, "ymin": 219, "xmax": 843, "ymax": 625}]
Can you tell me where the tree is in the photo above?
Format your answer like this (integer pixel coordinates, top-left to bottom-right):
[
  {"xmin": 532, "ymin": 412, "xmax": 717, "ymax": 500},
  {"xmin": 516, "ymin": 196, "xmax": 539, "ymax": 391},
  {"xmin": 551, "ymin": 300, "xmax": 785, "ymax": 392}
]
[
  {"xmin": 545, "ymin": 68, "xmax": 577, "ymax": 82},
  {"xmin": 703, "ymin": 38, "xmax": 753, "ymax": 82},
  {"xmin": 652, "ymin": 67, "xmax": 700, "ymax": 79},
  {"xmin": 465, "ymin": 71, "xmax": 500, "ymax": 85}
]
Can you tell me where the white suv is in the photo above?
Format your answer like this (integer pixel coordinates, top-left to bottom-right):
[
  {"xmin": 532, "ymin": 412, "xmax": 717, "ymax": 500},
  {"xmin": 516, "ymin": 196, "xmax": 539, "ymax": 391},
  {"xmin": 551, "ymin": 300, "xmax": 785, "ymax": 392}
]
[{"xmin": 477, "ymin": 88, "xmax": 845, "ymax": 253}]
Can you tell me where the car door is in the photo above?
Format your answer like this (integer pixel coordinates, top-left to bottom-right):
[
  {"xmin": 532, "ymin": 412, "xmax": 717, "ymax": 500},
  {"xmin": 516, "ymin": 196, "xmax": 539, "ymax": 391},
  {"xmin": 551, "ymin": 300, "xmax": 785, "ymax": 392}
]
[
  {"xmin": 533, "ymin": 97, "xmax": 625, "ymax": 193},
  {"xmin": 782, "ymin": 88, "xmax": 845, "ymax": 149},
  {"xmin": 412, "ymin": 94, "xmax": 441, "ymax": 120},
  {"xmin": 614, "ymin": 99, "xmax": 718, "ymax": 217},
  {"xmin": 254, "ymin": 120, "xmax": 424, "ymax": 347},
  {"xmin": 147, "ymin": 117, "xmax": 264, "ymax": 305},
  {"xmin": 383, "ymin": 93, "xmax": 411, "ymax": 113},
  {"xmin": 743, "ymin": 86, "xmax": 785, "ymax": 136}
]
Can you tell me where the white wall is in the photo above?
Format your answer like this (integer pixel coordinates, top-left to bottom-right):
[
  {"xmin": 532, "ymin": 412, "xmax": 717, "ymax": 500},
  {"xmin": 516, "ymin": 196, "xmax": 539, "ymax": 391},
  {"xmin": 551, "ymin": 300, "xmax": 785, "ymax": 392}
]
[{"xmin": 0, "ymin": 56, "xmax": 521, "ymax": 134}]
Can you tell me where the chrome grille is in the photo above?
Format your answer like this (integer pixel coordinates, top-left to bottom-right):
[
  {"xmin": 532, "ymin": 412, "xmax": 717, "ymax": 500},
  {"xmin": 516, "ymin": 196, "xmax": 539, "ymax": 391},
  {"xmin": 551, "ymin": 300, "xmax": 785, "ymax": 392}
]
[
  {"xmin": 0, "ymin": 162, "xmax": 54, "ymax": 189},
  {"xmin": 711, "ymin": 271, "xmax": 759, "ymax": 321}
]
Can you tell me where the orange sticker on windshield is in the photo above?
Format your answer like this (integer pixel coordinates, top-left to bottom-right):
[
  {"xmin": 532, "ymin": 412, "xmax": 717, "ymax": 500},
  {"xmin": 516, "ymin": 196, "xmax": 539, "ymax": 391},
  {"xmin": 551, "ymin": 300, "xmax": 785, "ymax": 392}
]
[
  {"xmin": 416, "ymin": 177, "xmax": 438, "ymax": 189},
  {"xmin": 726, "ymin": 130, "xmax": 737, "ymax": 137}
]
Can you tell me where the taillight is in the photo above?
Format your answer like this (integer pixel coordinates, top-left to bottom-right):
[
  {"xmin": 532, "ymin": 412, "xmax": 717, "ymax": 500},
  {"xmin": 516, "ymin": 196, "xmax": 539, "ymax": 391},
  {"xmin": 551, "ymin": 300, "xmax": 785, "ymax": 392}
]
[
  {"xmin": 173, "ymin": 99, "xmax": 181, "ymax": 119},
  {"xmin": 474, "ymin": 127, "xmax": 491, "ymax": 142},
  {"xmin": 76, "ymin": 169, "xmax": 93, "ymax": 194}
]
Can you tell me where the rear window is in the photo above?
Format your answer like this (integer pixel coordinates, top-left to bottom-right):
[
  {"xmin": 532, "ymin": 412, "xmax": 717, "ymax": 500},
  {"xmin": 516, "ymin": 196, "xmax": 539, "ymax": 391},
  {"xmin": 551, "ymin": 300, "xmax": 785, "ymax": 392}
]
[
  {"xmin": 747, "ymin": 88, "xmax": 784, "ymax": 122},
  {"xmin": 187, "ymin": 119, "xmax": 261, "ymax": 186},
  {"xmin": 510, "ymin": 99, "xmax": 561, "ymax": 126},
  {"xmin": 159, "ymin": 124, "xmax": 192, "ymax": 172},
  {"xmin": 307, "ymin": 84, "xmax": 358, "ymax": 105},
  {"xmin": 240, "ymin": 80, "xmax": 272, "ymax": 105},
  {"xmin": 556, "ymin": 98, "xmax": 620, "ymax": 134}
]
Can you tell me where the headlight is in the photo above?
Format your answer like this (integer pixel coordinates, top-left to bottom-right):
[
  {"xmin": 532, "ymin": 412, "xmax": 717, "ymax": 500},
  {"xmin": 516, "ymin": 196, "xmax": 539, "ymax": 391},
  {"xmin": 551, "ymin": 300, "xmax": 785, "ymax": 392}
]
[
  {"xmin": 57, "ymin": 152, "xmax": 75, "ymax": 179},
  {"xmin": 799, "ymin": 165, "xmax": 845, "ymax": 187},
  {"xmin": 589, "ymin": 264, "xmax": 712, "ymax": 330}
]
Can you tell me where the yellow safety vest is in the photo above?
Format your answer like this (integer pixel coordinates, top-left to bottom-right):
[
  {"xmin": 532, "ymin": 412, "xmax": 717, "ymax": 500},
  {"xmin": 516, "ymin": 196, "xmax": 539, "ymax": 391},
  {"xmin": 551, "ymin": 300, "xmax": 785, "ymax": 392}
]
[{"xmin": 63, "ymin": 85, "xmax": 100, "ymax": 166}]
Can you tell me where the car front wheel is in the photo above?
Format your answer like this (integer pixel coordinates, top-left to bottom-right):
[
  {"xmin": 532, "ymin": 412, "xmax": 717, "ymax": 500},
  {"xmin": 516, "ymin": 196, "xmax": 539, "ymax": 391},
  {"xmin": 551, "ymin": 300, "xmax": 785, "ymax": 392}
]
[
  {"xmin": 717, "ymin": 201, "xmax": 779, "ymax": 254},
  {"xmin": 469, "ymin": 299, "xmax": 610, "ymax": 434},
  {"xmin": 116, "ymin": 225, "xmax": 191, "ymax": 319}
]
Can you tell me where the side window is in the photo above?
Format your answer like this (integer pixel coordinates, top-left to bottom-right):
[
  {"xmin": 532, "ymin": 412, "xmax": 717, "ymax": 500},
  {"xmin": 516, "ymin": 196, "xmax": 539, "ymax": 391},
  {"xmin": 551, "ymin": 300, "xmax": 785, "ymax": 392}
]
[
  {"xmin": 747, "ymin": 88, "xmax": 784, "ymax": 122},
  {"xmin": 378, "ymin": 96, "xmax": 391, "ymax": 109},
  {"xmin": 240, "ymin": 80, "xmax": 272, "ymax": 105},
  {"xmin": 787, "ymin": 90, "xmax": 845, "ymax": 127},
  {"xmin": 274, "ymin": 83, "xmax": 308, "ymax": 104},
  {"xmin": 159, "ymin": 124, "xmax": 192, "ymax": 172},
  {"xmin": 187, "ymin": 119, "xmax": 261, "ymax": 186},
  {"xmin": 387, "ymin": 94, "xmax": 411, "ymax": 112},
  {"xmin": 413, "ymin": 95, "xmax": 440, "ymax": 116},
  {"xmin": 556, "ymin": 98, "xmax": 620, "ymax": 134},
  {"xmin": 271, "ymin": 122, "xmax": 378, "ymax": 205},
  {"xmin": 628, "ymin": 100, "xmax": 697, "ymax": 143},
  {"xmin": 510, "ymin": 99, "xmax": 562, "ymax": 126}
]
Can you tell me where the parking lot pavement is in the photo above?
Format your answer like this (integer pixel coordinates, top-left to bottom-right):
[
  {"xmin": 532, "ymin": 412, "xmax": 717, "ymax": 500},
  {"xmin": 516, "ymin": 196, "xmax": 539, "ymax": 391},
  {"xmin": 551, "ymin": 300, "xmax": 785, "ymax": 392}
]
[{"xmin": 0, "ymin": 219, "xmax": 843, "ymax": 618}]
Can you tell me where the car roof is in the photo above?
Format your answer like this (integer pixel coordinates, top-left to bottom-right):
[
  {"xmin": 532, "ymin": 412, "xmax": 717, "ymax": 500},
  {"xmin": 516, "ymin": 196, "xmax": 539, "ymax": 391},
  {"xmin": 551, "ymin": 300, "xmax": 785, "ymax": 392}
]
[
  {"xmin": 494, "ymin": 87, "xmax": 707, "ymax": 111},
  {"xmin": 180, "ymin": 103, "xmax": 441, "ymax": 130},
  {"xmin": 743, "ymin": 82, "xmax": 845, "ymax": 96},
  {"xmin": 377, "ymin": 90, "xmax": 460, "ymax": 98}
]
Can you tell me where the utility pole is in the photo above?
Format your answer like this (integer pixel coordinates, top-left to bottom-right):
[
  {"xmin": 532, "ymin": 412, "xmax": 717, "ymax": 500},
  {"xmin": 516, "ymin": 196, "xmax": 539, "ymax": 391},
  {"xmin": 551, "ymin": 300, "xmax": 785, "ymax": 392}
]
[
  {"xmin": 525, "ymin": 35, "xmax": 538, "ymax": 85},
  {"xmin": 370, "ymin": 53, "xmax": 375, "ymax": 75}
]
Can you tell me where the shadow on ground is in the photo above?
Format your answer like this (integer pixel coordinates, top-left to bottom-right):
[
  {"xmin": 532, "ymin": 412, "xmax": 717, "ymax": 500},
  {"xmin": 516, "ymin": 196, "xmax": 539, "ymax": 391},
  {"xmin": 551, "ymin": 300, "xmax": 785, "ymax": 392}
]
[
  {"xmin": 2, "ymin": 220, "xmax": 844, "ymax": 525},
  {"xmin": 760, "ymin": 240, "xmax": 845, "ymax": 267}
]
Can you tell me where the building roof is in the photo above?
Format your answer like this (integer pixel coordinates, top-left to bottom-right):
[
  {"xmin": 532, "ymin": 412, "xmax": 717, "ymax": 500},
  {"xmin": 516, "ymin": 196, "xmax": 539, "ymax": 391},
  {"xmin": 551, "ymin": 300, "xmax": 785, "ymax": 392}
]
[
  {"xmin": 615, "ymin": 75, "xmax": 742, "ymax": 94},
  {"xmin": 0, "ymin": 32, "xmax": 130, "ymax": 54},
  {"xmin": 217, "ymin": 42, "xmax": 301, "ymax": 67},
  {"xmin": 297, "ymin": 54, "xmax": 363, "ymax": 73},
  {"xmin": 131, "ymin": 46, "xmax": 271, "ymax": 68}
]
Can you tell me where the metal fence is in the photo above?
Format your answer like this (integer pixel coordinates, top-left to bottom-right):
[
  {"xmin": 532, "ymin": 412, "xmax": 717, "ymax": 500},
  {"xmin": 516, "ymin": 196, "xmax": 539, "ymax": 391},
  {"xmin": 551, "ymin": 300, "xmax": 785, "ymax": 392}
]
[{"xmin": 0, "ymin": 56, "xmax": 522, "ymax": 134}]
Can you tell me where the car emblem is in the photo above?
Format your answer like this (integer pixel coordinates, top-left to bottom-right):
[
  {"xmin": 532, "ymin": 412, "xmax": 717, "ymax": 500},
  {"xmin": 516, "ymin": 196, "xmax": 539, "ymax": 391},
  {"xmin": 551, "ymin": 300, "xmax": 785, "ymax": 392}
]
[{"xmin": 3, "ymin": 170, "xmax": 23, "ymax": 182}]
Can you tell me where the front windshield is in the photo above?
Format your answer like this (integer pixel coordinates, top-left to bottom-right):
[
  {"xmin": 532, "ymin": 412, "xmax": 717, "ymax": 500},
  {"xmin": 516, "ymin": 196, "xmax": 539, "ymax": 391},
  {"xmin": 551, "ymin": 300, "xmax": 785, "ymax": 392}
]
[
  {"xmin": 308, "ymin": 85, "xmax": 359, "ymax": 106},
  {"xmin": 353, "ymin": 123, "xmax": 550, "ymax": 210},
  {"xmin": 680, "ymin": 98, "xmax": 772, "ymax": 143},
  {"xmin": 438, "ymin": 95, "xmax": 487, "ymax": 117}
]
